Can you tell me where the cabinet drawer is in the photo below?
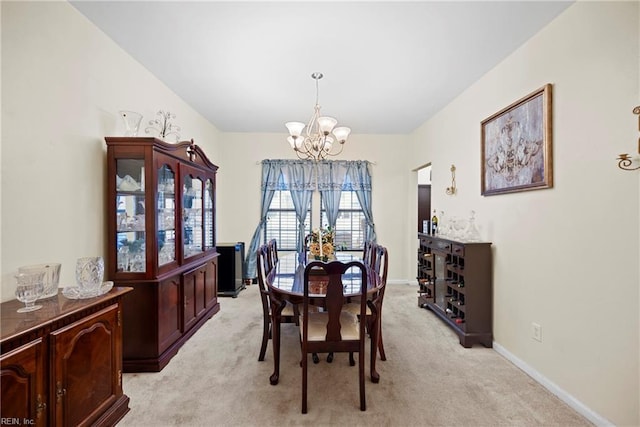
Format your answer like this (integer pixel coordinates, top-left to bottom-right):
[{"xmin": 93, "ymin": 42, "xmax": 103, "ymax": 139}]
[{"xmin": 433, "ymin": 240, "xmax": 453, "ymax": 253}]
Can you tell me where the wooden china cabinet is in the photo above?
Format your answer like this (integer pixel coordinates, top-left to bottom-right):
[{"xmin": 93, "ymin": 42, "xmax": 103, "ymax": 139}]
[{"xmin": 105, "ymin": 137, "xmax": 220, "ymax": 372}]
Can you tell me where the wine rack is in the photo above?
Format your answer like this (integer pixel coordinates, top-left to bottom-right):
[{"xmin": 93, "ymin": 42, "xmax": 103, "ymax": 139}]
[
  {"xmin": 417, "ymin": 236, "xmax": 434, "ymax": 305},
  {"xmin": 417, "ymin": 233, "xmax": 492, "ymax": 348}
]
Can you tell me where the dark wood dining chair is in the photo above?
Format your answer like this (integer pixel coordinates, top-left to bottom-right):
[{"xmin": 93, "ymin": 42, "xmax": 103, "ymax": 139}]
[
  {"xmin": 346, "ymin": 243, "xmax": 388, "ymax": 367},
  {"xmin": 302, "ymin": 233, "xmax": 313, "ymax": 261},
  {"xmin": 257, "ymin": 243, "xmax": 298, "ymax": 362},
  {"xmin": 362, "ymin": 240, "xmax": 376, "ymax": 267},
  {"xmin": 267, "ymin": 238, "xmax": 279, "ymax": 267},
  {"xmin": 300, "ymin": 260, "xmax": 368, "ymax": 413},
  {"xmin": 367, "ymin": 244, "xmax": 388, "ymax": 382},
  {"xmin": 322, "ymin": 241, "xmax": 375, "ymax": 365}
]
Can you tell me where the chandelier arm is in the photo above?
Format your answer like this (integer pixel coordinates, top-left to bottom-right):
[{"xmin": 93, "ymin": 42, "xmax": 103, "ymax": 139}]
[
  {"xmin": 330, "ymin": 141, "xmax": 345, "ymax": 157},
  {"xmin": 294, "ymin": 149, "xmax": 308, "ymax": 161},
  {"xmin": 302, "ymin": 136, "xmax": 316, "ymax": 156},
  {"xmin": 305, "ymin": 104, "xmax": 321, "ymax": 139}
]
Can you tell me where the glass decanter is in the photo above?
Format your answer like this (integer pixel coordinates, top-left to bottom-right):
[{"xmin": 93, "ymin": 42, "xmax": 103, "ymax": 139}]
[{"xmin": 464, "ymin": 210, "xmax": 482, "ymax": 242}]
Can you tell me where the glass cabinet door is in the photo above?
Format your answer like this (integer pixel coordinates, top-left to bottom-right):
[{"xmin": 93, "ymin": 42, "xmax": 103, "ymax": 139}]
[
  {"xmin": 204, "ymin": 178, "xmax": 214, "ymax": 250},
  {"xmin": 183, "ymin": 175, "xmax": 203, "ymax": 258},
  {"xmin": 116, "ymin": 159, "xmax": 146, "ymax": 273},
  {"xmin": 157, "ymin": 164, "xmax": 176, "ymax": 266}
]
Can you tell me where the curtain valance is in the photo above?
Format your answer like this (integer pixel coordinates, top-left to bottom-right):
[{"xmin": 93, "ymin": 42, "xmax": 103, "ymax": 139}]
[{"xmin": 260, "ymin": 159, "xmax": 373, "ymax": 191}]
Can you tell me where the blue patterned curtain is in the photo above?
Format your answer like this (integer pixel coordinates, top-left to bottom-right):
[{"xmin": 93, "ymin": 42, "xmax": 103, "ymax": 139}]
[
  {"xmin": 281, "ymin": 161, "xmax": 316, "ymax": 254},
  {"xmin": 316, "ymin": 160, "xmax": 349, "ymax": 229},
  {"xmin": 245, "ymin": 159, "xmax": 374, "ymax": 278},
  {"xmin": 346, "ymin": 161, "xmax": 376, "ymax": 242},
  {"xmin": 244, "ymin": 160, "xmax": 287, "ymax": 279}
]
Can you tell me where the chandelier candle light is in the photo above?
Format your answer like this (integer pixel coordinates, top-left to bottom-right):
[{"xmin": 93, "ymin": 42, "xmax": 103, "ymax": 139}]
[{"xmin": 286, "ymin": 72, "xmax": 351, "ymax": 161}]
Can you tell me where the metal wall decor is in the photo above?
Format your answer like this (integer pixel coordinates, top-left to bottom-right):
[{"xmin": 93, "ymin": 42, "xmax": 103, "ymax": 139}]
[
  {"xmin": 445, "ymin": 164, "xmax": 457, "ymax": 195},
  {"xmin": 616, "ymin": 106, "xmax": 640, "ymax": 171},
  {"xmin": 145, "ymin": 110, "xmax": 181, "ymax": 142}
]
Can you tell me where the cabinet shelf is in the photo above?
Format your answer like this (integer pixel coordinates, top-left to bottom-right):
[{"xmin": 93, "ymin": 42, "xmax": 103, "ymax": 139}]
[
  {"xmin": 417, "ymin": 233, "xmax": 492, "ymax": 348},
  {"xmin": 116, "ymin": 190, "xmax": 145, "ymax": 196}
]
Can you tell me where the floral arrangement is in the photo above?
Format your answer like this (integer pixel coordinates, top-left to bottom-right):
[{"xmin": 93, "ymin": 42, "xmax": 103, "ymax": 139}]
[{"xmin": 309, "ymin": 226, "xmax": 335, "ymax": 261}]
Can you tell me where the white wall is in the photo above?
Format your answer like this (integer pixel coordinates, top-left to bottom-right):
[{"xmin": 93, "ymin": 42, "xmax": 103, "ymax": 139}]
[
  {"xmin": 0, "ymin": 1, "xmax": 221, "ymax": 300},
  {"xmin": 2, "ymin": 1, "xmax": 638, "ymax": 425},
  {"xmin": 407, "ymin": 2, "xmax": 639, "ymax": 425},
  {"xmin": 417, "ymin": 165, "xmax": 431, "ymax": 185},
  {"xmin": 215, "ymin": 132, "xmax": 410, "ymax": 282}
]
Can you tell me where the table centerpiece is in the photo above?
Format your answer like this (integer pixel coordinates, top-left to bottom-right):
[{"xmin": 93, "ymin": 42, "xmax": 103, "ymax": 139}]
[{"xmin": 309, "ymin": 226, "xmax": 335, "ymax": 262}]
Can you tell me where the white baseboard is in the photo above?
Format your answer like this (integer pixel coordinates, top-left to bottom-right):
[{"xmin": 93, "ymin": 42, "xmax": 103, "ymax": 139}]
[
  {"xmin": 392, "ymin": 282, "xmax": 613, "ymax": 425},
  {"xmin": 492, "ymin": 342, "xmax": 614, "ymax": 427}
]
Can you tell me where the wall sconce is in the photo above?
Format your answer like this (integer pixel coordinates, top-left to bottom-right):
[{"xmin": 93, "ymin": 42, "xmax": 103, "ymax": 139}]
[
  {"xmin": 616, "ymin": 106, "xmax": 640, "ymax": 171},
  {"xmin": 446, "ymin": 164, "xmax": 457, "ymax": 195}
]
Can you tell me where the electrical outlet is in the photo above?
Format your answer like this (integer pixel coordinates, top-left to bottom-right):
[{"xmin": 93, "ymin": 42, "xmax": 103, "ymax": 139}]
[{"xmin": 532, "ymin": 322, "xmax": 542, "ymax": 342}]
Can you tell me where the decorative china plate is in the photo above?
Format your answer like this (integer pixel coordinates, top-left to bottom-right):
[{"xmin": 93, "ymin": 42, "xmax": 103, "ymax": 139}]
[{"xmin": 62, "ymin": 281, "xmax": 113, "ymax": 300}]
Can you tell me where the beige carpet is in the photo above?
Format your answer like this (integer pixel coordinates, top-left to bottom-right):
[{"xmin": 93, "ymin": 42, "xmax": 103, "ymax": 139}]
[{"xmin": 117, "ymin": 283, "xmax": 590, "ymax": 427}]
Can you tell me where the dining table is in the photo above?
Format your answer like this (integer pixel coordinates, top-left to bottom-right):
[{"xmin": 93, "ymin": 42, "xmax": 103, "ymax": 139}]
[{"xmin": 265, "ymin": 251, "xmax": 382, "ymax": 385}]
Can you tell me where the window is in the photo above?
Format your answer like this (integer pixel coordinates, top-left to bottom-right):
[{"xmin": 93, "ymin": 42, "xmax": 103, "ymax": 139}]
[
  {"xmin": 265, "ymin": 189, "xmax": 311, "ymax": 251},
  {"xmin": 321, "ymin": 190, "xmax": 365, "ymax": 251}
]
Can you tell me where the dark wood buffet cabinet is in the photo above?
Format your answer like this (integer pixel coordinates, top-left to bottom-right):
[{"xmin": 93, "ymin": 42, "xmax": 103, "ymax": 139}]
[
  {"xmin": 1, "ymin": 288, "xmax": 132, "ymax": 427},
  {"xmin": 417, "ymin": 233, "xmax": 493, "ymax": 348},
  {"xmin": 105, "ymin": 137, "xmax": 220, "ymax": 372}
]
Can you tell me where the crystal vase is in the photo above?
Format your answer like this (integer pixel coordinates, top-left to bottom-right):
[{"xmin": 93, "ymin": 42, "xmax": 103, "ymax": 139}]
[
  {"xmin": 15, "ymin": 271, "xmax": 45, "ymax": 312},
  {"xmin": 119, "ymin": 110, "xmax": 143, "ymax": 136},
  {"xmin": 18, "ymin": 263, "xmax": 61, "ymax": 299}
]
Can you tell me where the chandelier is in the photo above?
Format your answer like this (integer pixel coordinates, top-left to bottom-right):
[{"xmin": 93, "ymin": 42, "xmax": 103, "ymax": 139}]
[{"xmin": 286, "ymin": 72, "xmax": 351, "ymax": 161}]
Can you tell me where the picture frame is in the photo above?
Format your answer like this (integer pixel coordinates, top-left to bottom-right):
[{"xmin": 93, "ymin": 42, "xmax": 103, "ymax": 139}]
[{"xmin": 481, "ymin": 84, "xmax": 553, "ymax": 196}]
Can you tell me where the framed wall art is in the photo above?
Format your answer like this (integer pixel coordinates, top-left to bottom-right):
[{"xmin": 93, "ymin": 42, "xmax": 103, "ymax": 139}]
[{"xmin": 481, "ymin": 84, "xmax": 553, "ymax": 196}]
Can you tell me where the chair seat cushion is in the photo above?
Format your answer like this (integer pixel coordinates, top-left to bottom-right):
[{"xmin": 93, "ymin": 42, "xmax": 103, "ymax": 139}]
[
  {"xmin": 344, "ymin": 301, "xmax": 371, "ymax": 316},
  {"xmin": 281, "ymin": 302, "xmax": 296, "ymax": 317},
  {"xmin": 269, "ymin": 301, "xmax": 297, "ymax": 317},
  {"xmin": 302, "ymin": 311, "xmax": 359, "ymax": 341}
]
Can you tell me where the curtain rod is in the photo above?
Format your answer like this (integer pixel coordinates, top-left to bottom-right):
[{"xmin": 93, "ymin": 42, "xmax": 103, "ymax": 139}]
[{"xmin": 255, "ymin": 160, "xmax": 377, "ymax": 165}]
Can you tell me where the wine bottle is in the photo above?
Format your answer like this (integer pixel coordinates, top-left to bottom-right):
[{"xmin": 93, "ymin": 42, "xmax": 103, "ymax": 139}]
[{"xmin": 431, "ymin": 210, "xmax": 438, "ymax": 235}]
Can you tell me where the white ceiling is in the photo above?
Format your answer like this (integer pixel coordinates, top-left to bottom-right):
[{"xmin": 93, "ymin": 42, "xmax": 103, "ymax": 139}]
[{"xmin": 70, "ymin": 1, "xmax": 572, "ymax": 134}]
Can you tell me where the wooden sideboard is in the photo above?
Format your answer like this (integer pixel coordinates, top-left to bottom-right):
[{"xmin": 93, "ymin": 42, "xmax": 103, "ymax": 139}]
[
  {"xmin": 1, "ymin": 288, "xmax": 132, "ymax": 427},
  {"xmin": 417, "ymin": 233, "xmax": 493, "ymax": 348}
]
